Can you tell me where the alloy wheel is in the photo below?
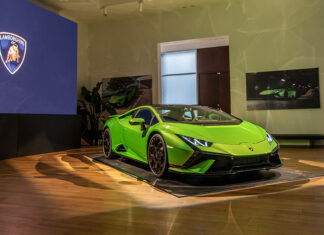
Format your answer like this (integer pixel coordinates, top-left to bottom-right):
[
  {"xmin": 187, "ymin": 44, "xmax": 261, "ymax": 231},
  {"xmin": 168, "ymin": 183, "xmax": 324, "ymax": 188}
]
[
  {"xmin": 148, "ymin": 134, "xmax": 168, "ymax": 177},
  {"xmin": 103, "ymin": 128, "xmax": 112, "ymax": 158}
]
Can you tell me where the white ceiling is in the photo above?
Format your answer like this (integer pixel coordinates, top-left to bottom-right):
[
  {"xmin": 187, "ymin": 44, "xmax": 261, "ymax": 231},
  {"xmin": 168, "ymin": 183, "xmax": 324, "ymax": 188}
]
[{"xmin": 30, "ymin": 0, "xmax": 220, "ymax": 23}]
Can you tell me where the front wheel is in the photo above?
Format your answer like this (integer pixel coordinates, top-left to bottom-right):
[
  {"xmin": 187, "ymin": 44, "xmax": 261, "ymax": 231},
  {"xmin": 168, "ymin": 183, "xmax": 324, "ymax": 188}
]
[
  {"xmin": 103, "ymin": 128, "xmax": 112, "ymax": 159},
  {"xmin": 147, "ymin": 134, "xmax": 168, "ymax": 178}
]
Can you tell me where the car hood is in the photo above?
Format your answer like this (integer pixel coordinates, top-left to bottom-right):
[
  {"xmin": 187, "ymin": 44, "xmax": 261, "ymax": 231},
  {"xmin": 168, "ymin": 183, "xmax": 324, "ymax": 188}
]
[{"xmin": 162, "ymin": 121, "xmax": 266, "ymax": 145}]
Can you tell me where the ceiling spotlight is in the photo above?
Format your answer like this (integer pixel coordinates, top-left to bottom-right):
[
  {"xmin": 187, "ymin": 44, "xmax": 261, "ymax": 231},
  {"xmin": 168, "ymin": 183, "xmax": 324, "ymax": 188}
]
[{"xmin": 138, "ymin": 0, "xmax": 143, "ymax": 12}]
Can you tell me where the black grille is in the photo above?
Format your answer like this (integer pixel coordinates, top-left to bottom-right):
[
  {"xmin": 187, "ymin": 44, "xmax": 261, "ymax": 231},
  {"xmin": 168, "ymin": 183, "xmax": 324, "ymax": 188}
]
[{"xmin": 233, "ymin": 155, "xmax": 268, "ymax": 166}]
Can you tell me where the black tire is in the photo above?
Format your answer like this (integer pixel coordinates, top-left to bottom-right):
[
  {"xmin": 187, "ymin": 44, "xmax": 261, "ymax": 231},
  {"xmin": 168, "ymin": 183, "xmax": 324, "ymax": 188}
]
[
  {"xmin": 147, "ymin": 133, "xmax": 169, "ymax": 178},
  {"xmin": 103, "ymin": 128, "xmax": 112, "ymax": 159}
]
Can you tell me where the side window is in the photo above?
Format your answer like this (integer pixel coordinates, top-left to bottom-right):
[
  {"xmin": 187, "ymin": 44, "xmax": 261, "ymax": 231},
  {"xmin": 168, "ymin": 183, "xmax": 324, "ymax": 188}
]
[
  {"xmin": 184, "ymin": 111, "xmax": 192, "ymax": 119},
  {"xmin": 134, "ymin": 109, "xmax": 153, "ymax": 126},
  {"xmin": 150, "ymin": 116, "xmax": 158, "ymax": 126}
]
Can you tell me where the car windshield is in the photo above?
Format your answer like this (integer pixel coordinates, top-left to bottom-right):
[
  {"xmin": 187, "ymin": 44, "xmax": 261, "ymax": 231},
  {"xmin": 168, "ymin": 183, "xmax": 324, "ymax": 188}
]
[{"xmin": 153, "ymin": 105, "xmax": 241, "ymax": 125}]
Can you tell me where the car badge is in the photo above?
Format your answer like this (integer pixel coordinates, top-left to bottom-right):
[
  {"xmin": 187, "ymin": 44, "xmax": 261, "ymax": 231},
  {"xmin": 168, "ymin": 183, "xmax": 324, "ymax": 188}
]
[
  {"xmin": 249, "ymin": 147, "xmax": 254, "ymax": 151},
  {"xmin": 0, "ymin": 32, "xmax": 27, "ymax": 75}
]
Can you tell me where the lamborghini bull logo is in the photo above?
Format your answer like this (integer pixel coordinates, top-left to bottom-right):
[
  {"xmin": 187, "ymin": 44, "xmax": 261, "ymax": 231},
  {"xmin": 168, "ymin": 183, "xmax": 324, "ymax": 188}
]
[
  {"xmin": 0, "ymin": 32, "xmax": 27, "ymax": 75},
  {"xmin": 6, "ymin": 42, "xmax": 20, "ymax": 63}
]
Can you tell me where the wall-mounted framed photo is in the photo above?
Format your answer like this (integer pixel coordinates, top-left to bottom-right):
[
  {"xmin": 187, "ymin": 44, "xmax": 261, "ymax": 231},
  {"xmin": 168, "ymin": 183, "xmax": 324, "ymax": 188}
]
[
  {"xmin": 246, "ymin": 68, "xmax": 320, "ymax": 110},
  {"xmin": 102, "ymin": 75, "xmax": 152, "ymax": 114}
]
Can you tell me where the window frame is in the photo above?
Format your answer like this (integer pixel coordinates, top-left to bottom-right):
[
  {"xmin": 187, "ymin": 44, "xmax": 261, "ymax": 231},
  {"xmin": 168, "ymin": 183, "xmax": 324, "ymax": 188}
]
[{"xmin": 157, "ymin": 36, "xmax": 230, "ymax": 104}]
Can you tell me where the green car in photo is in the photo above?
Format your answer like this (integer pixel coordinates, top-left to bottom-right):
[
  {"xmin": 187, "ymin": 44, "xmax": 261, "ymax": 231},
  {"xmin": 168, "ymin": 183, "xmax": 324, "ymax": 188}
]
[
  {"xmin": 109, "ymin": 94, "xmax": 128, "ymax": 107},
  {"xmin": 259, "ymin": 88, "xmax": 296, "ymax": 99},
  {"xmin": 103, "ymin": 105, "xmax": 281, "ymax": 177},
  {"xmin": 109, "ymin": 87, "xmax": 137, "ymax": 107}
]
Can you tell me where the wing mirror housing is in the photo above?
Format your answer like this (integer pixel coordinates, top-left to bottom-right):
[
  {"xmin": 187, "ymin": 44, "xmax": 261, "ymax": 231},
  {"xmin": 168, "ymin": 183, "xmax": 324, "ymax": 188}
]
[{"xmin": 129, "ymin": 118, "xmax": 146, "ymax": 131}]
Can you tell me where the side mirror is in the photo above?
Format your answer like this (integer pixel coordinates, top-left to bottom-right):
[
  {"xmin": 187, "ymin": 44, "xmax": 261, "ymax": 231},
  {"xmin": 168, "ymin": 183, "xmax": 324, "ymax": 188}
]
[
  {"xmin": 129, "ymin": 118, "xmax": 146, "ymax": 131},
  {"xmin": 129, "ymin": 118, "xmax": 145, "ymax": 125}
]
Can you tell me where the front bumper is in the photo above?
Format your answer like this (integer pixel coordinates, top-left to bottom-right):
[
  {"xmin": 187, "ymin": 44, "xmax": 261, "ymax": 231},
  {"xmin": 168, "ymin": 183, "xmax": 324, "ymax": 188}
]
[
  {"xmin": 169, "ymin": 147, "xmax": 282, "ymax": 175},
  {"xmin": 167, "ymin": 134, "xmax": 281, "ymax": 175}
]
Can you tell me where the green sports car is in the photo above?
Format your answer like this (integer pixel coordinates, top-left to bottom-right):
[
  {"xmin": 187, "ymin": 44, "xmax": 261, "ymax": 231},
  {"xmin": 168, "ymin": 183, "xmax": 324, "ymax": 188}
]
[{"xmin": 103, "ymin": 105, "xmax": 281, "ymax": 177}]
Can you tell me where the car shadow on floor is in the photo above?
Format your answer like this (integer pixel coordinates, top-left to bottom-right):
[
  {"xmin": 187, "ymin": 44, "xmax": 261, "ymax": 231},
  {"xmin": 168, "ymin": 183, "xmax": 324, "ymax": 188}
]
[{"xmin": 35, "ymin": 154, "xmax": 111, "ymax": 190}]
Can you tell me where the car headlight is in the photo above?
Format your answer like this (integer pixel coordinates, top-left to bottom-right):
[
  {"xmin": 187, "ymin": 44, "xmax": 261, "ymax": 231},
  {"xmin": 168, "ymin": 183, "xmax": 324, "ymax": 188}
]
[
  {"xmin": 178, "ymin": 135, "xmax": 212, "ymax": 147},
  {"xmin": 266, "ymin": 132, "xmax": 274, "ymax": 143}
]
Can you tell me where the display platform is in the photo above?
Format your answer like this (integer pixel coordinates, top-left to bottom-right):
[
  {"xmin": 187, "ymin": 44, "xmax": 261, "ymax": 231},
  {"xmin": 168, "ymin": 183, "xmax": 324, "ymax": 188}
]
[{"xmin": 88, "ymin": 154, "xmax": 321, "ymax": 197}]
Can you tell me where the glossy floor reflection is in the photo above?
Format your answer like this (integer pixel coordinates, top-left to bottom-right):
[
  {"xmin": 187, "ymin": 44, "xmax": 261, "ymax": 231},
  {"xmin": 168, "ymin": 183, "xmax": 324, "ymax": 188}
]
[{"xmin": 0, "ymin": 147, "xmax": 324, "ymax": 234}]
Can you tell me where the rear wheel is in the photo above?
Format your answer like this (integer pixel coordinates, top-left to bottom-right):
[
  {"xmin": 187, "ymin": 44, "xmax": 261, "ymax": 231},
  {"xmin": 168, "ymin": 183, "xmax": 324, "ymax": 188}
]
[
  {"xmin": 103, "ymin": 128, "xmax": 112, "ymax": 159},
  {"xmin": 147, "ymin": 134, "xmax": 168, "ymax": 177}
]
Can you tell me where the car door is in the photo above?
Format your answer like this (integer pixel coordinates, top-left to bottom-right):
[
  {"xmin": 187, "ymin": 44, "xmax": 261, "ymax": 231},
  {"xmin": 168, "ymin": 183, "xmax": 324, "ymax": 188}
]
[{"xmin": 123, "ymin": 108, "xmax": 157, "ymax": 161}]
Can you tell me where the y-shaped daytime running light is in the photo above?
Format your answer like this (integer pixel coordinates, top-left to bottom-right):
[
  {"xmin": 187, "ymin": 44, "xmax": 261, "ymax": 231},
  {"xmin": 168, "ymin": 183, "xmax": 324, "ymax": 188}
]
[{"xmin": 180, "ymin": 135, "xmax": 213, "ymax": 147}]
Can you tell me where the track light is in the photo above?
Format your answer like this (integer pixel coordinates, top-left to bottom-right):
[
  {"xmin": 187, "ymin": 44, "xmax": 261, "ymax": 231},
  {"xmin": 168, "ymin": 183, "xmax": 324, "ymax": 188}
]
[
  {"xmin": 138, "ymin": 0, "xmax": 143, "ymax": 12},
  {"xmin": 103, "ymin": 6, "xmax": 108, "ymax": 16},
  {"xmin": 102, "ymin": 0, "xmax": 143, "ymax": 16}
]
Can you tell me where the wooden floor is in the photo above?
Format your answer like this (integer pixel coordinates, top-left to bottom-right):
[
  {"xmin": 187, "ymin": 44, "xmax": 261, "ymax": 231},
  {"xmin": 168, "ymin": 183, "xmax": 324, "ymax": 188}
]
[{"xmin": 0, "ymin": 147, "xmax": 324, "ymax": 235}]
